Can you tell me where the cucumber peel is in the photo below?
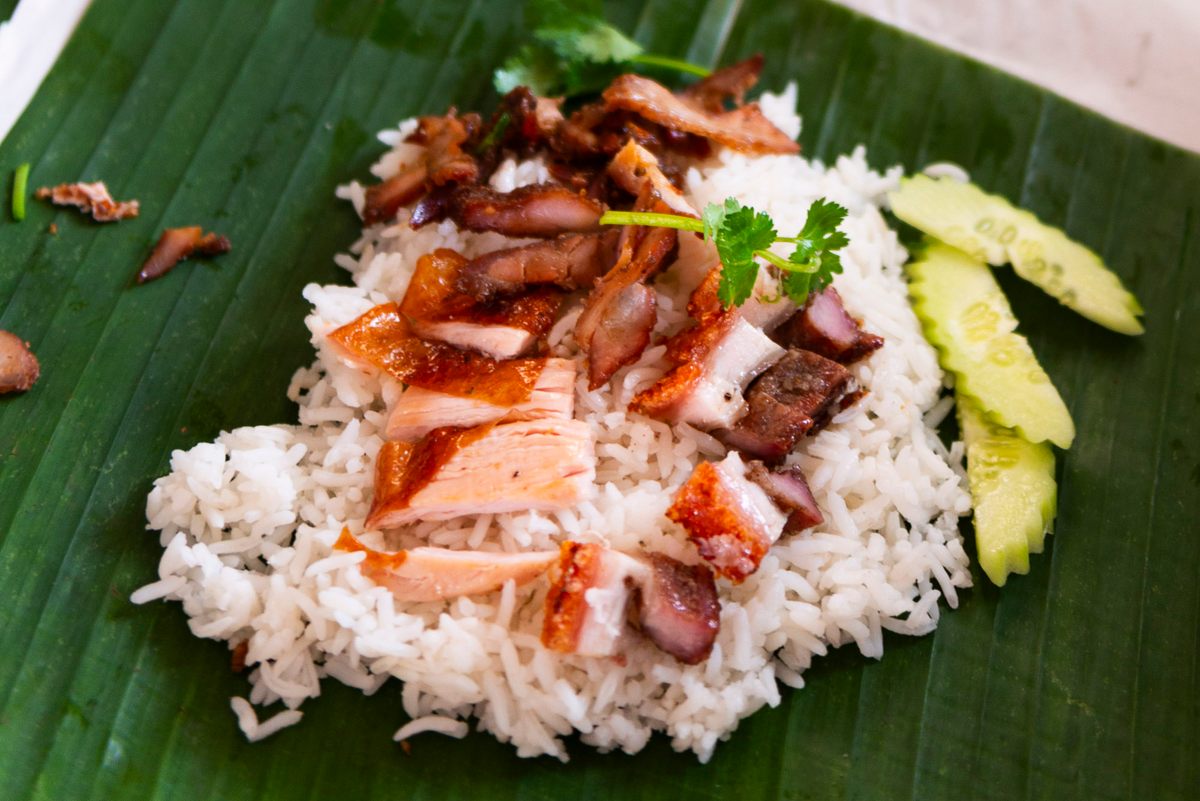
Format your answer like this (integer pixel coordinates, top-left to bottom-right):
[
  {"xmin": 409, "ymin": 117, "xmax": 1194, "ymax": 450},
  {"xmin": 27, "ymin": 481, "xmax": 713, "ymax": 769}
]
[
  {"xmin": 959, "ymin": 395, "xmax": 1057, "ymax": 586},
  {"xmin": 890, "ymin": 174, "xmax": 1144, "ymax": 335},
  {"xmin": 907, "ymin": 241, "xmax": 1076, "ymax": 448}
]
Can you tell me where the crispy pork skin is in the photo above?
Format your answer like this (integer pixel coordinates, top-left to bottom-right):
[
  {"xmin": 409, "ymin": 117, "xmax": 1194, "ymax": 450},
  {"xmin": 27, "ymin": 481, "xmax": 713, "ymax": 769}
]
[{"xmin": 666, "ymin": 452, "xmax": 787, "ymax": 583}]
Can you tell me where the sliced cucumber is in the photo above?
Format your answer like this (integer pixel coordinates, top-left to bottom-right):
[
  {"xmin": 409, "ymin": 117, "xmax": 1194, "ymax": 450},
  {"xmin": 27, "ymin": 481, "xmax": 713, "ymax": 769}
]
[
  {"xmin": 958, "ymin": 395, "xmax": 1057, "ymax": 586},
  {"xmin": 890, "ymin": 174, "xmax": 1144, "ymax": 335},
  {"xmin": 907, "ymin": 241, "xmax": 1076, "ymax": 448}
]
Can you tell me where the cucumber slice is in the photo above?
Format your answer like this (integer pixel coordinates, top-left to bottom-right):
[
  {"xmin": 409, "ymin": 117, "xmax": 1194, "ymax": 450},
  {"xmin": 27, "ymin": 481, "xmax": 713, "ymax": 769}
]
[
  {"xmin": 889, "ymin": 174, "xmax": 1144, "ymax": 335},
  {"xmin": 958, "ymin": 395, "xmax": 1057, "ymax": 586},
  {"xmin": 907, "ymin": 241, "xmax": 1076, "ymax": 448}
]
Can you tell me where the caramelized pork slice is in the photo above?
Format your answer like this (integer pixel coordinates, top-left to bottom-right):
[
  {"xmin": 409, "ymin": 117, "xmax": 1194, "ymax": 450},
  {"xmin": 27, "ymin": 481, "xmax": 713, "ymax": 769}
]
[
  {"xmin": 575, "ymin": 191, "xmax": 680, "ymax": 389},
  {"xmin": 606, "ymin": 140, "xmax": 696, "ymax": 215},
  {"xmin": 718, "ymin": 348, "xmax": 852, "ymax": 462},
  {"xmin": 0, "ymin": 331, "xmax": 40, "ymax": 394},
  {"xmin": 489, "ymin": 87, "xmax": 565, "ymax": 153},
  {"xmin": 411, "ymin": 183, "xmax": 604, "ymax": 238},
  {"xmin": 399, "ymin": 248, "xmax": 560, "ymax": 359},
  {"xmin": 629, "ymin": 552, "xmax": 720, "ymax": 665},
  {"xmin": 35, "ymin": 181, "xmax": 139, "ymax": 222},
  {"xmin": 137, "ymin": 226, "xmax": 231, "ymax": 284},
  {"xmin": 542, "ymin": 542, "xmax": 650, "ymax": 658},
  {"xmin": 362, "ymin": 112, "xmax": 479, "ymax": 225},
  {"xmin": 681, "ymin": 54, "xmax": 764, "ymax": 113},
  {"xmin": 773, "ymin": 287, "xmax": 883, "ymax": 365},
  {"xmin": 334, "ymin": 528, "xmax": 555, "ymax": 602},
  {"xmin": 667, "ymin": 452, "xmax": 787, "ymax": 582},
  {"xmin": 603, "ymin": 73, "xmax": 798, "ymax": 154},
  {"xmin": 456, "ymin": 231, "xmax": 620, "ymax": 301},
  {"xmin": 327, "ymin": 302, "xmax": 546, "ymax": 406},
  {"xmin": 385, "ymin": 357, "xmax": 575, "ymax": 441},
  {"xmin": 366, "ymin": 419, "xmax": 594, "ymax": 529},
  {"xmin": 745, "ymin": 461, "xmax": 823, "ymax": 533}
]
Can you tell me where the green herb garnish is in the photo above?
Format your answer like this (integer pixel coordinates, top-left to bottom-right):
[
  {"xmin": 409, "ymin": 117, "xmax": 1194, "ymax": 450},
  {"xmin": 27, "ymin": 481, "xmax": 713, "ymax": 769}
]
[
  {"xmin": 494, "ymin": 0, "xmax": 711, "ymax": 97},
  {"xmin": 12, "ymin": 163, "xmax": 29, "ymax": 221},
  {"xmin": 600, "ymin": 197, "xmax": 849, "ymax": 308}
]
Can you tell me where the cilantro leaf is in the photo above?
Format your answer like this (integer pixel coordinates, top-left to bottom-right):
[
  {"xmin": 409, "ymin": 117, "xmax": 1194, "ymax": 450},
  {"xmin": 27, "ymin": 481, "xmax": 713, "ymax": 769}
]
[
  {"xmin": 782, "ymin": 198, "xmax": 848, "ymax": 303},
  {"xmin": 704, "ymin": 200, "xmax": 776, "ymax": 307}
]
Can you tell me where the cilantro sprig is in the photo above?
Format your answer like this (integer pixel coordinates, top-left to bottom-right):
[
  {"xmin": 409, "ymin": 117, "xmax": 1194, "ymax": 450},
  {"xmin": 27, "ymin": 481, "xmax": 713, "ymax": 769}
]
[
  {"xmin": 600, "ymin": 198, "xmax": 850, "ymax": 308},
  {"xmin": 494, "ymin": 0, "xmax": 711, "ymax": 98}
]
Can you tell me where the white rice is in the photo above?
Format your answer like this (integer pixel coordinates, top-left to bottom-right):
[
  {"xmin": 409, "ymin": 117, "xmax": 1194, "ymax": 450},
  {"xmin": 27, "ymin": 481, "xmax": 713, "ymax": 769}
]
[{"xmin": 135, "ymin": 84, "xmax": 972, "ymax": 762}]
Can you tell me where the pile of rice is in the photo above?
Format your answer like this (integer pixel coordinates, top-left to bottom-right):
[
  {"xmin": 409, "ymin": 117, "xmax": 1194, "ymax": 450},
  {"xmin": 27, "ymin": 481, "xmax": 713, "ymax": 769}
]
[{"xmin": 132, "ymin": 85, "xmax": 972, "ymax": 761}]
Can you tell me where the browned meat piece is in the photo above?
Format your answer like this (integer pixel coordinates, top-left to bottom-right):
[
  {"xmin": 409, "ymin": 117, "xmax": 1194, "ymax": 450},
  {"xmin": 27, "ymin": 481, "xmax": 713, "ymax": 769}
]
[
  {"xmin": 630, "ymin": 268, "xmax": 784, "ymax": 429},
  {"xmin": 666, "ymin": 453, "xmax": 788, "ymax": 583},
  {"xmin": 745, "ymin": 461, "xmax": 823, "ymax": 533},
  {"xmin": 385, "ymin": 357, "xmax": 575, "ymax": 441},
  {"xmin": 0, "ymin": 331, "xmax": 40, "ymax": 394},
  {"xmin": 334, "ymin": 528, "xmax": 557, "ymax": 602},
  {"xmin": 606, "ymin": 140, "xmax": 696, "ymax": 215},
  {"xmin": 362, "ymin": 112, "xmax": 480, "ymax": 225},
  {"xmin": 398, "ymin": 248, "xmax": 560, "ymax": 359},
  {"xmin": 718, "ymin": 349, "xmax": 852, "ymax": 462},
  {"xmin": 681, "ymin": 54, "xmax": 764, "ymax": 113},
  {"xmin": 36, "ymin": 181, "xmax": 139, "ymax": 222},
  {"xmin": 489, "ymin": 87, "xmax": 565, "ymax": 154},
  {"xmin": 366, "ymin": 420, "xmax": 594, "ymax": 529},
  {"xmin": 630, "ymin": 552, "xmax": 720, "ymax": 665},
  {"xmin": 773, "ymin": 287, "xmax": 884, "ymax": 365},
  {"xmin": 411, "ymin": 183, "xmax": 604, "ymax": 238},
  {"xmin": 136, "ymin": 226, "xmax": 231, "ymax": 284},
  {"xmin": 456, "ymin": 231, "xmax": 620, "ymax": 301},
  {"xmin": 575, "ymin": 189, "xmax": 680, "ymax": 389},
  {"xmin": 603, "ymin": 73, "xmax": 798, "ymax": 154}
]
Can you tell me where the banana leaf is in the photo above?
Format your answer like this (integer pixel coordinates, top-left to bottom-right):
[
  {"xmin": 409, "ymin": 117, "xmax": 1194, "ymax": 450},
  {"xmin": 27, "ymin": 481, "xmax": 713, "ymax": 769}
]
[{"xmin": 0, "ymin": 1, "xmax": 1196, "ymax": 798}]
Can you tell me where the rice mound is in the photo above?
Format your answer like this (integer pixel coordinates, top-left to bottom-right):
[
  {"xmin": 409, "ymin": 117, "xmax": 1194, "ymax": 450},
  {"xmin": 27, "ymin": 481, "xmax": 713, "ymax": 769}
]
[{"xmin": 133, "ymin": 85, "xmax": 972, "ymax": 762}]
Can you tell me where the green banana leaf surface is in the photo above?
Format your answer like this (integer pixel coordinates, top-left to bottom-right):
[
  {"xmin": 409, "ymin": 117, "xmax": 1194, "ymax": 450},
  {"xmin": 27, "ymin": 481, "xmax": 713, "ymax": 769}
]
[{"xmin": 1, "ymin": 1, "xmax": 1197, "ymax": 798}]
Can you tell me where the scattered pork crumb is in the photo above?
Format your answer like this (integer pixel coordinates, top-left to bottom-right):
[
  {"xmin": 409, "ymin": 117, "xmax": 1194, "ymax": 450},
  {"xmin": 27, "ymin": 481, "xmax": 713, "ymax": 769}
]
[
  {"xmin": 230, "ymin": 640, "xmax": 248, "ymax": 673},
  {"xmin": 399, "ymin": 740, "xmax": 413, "ymax": 756},
  {"xmin": 35, "ymin": 181, "xmax": 139, "ymax": 222},
  {"xmin": 137, "ymin": 226, "xmax": 231, "ymax": 284},
  {"xmin": 0, "ymin": 331, "xmax": 40, "ymax": 394},
  {"xmin": 48, "ymin": 222, "xmax": 57, "ymax": 235}
]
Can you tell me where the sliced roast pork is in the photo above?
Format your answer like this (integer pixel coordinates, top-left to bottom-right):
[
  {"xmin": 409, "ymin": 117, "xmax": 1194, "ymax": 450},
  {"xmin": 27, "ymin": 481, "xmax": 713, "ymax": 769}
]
[
  {"xmin": 366, "ymin": 419, "xmax": 594, "ymax": 529},
  {"xmin": 745, "ymin": 461, "xmax": 823, "ymax": 533},
  {"xmin": 773, "ymin": 287, "xmax": 883, "ymax": 365},
  {"xmin": 386, "ymin": 357, "xmax": 575, "ymax": 441},
  {"xmin": 541, "ymin": 542, "xmax": 721, "ymax": 663},
  {"xmin": 666, "ymin": 452, "xmax": 787, "ymax": 583},
  {"xmin": 411, "ymin": 183, "xmax": 604, "ymax": 238},
  {"xmin": 398, "ymin": 248, "xmax": 560, "ymax": 359},
  {"xmin": 334, "ymin": 528, "xmax": 556, "ymax": 602},
  {"xmin": 718, "ymin": 348, "xmax": 853, "ymax": 462},
  {"xmin": 456, "ymin": 231, "xmax": 620, "ymax": 301},
  {"xmin": 681, "ymin": 54, "xmax": 764, "ymax": 113},
  {"xmin": 606, "ymin": 140, "xmax": 696, "ymax": 215},
  {"xmin": 602, "ymin": 73, "xmax": 798, "ymax": 155}
]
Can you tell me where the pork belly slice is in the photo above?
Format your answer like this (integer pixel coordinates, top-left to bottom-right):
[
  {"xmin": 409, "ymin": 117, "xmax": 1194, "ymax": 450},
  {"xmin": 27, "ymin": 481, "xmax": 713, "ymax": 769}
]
[
  {"xmin": 399, "ymin": 248, "xmax": 560, "ymax": 359},
  {"xmin": 411, "ymin": 182, "xmax": 604, "ymax": 238},
  {"xmin": 745, "ymin": 461, "xmax": 823, "ymax": 533},
  {"xmin": 718, "ymin": 348, "xmax": 853, "ymax": 463},
  {"xmin": 366, "ymin": 419, "xmax": 595, "ymax": 529},
  {"xmin": 773, "ymin": 287, "xmax": 883, "ymax": 365},
  {"xmin": 334, "ymin": 528, "xmax": 555, "ymax": 602},
  {"xmin": 666, "ymin": 452, "xmax": 787, "ymax": 583},
  {"xmin": 602, "ymin": 73, "xmax": 798, "ymax": 155},
  {"xmin": 456, "ymin": 231, "xmax": 620, "ymax": 301},
  {"xmin": 607, "ymin": 140, "xmax": 697, "ymax": 215},
  {"xmin": 541, "ymin": 542, "xmax": 720, "ymax": 663},
  {"xmin": 629, "ymin": 552, "xmax": 720, "ymax": 665},
  {"xmin": 385, "ymin": 357, "xmax": 576, "ymax": 441},
  {"xmin": 362, "ymin": 112, "xmax": 480, "ymax": 225},
  {"xmin": 327, "ymin": 302, "xmax": 546, "ymax": 406}
]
